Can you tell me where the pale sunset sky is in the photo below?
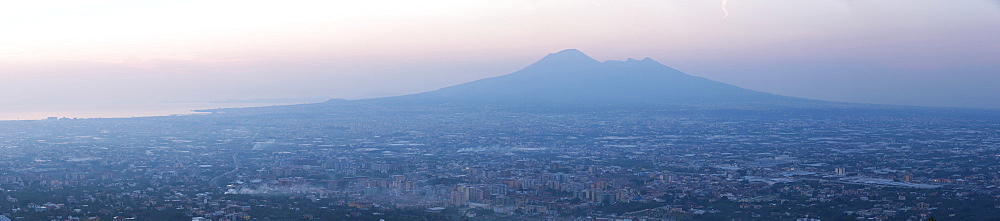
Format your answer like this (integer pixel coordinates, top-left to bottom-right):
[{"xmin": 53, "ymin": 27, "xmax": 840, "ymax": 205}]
[{"xmin": 2, "ymin": 0, "xmax": 999, "ymax": 111}]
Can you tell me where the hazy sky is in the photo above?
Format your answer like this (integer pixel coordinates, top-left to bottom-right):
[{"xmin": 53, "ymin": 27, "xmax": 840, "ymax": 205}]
[{"xmin": 2, "ymin": 0, "xmax": 999, "ymax": 109}]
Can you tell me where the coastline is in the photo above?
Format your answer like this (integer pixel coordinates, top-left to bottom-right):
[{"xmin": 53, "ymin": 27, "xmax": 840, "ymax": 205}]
[{"xmin": 0, "ymin": 102, "xmax": 301, "ymax": 121}]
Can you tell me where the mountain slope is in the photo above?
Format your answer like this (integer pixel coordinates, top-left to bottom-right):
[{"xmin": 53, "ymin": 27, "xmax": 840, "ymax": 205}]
[{"xmin": 372, "ymin": 49, "xmax": 809, "ymax": 106}]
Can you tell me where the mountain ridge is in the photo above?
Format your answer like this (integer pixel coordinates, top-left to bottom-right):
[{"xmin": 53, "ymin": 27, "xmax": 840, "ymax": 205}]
[{"xmin": 366, "ymin": 49, "xmax": 813, "ymax": 107}]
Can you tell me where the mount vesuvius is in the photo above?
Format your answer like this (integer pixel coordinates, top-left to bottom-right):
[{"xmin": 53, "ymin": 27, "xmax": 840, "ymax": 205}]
[{"xmin": 369, "ymin": 49, "xmax": 812, "ymax": 107}]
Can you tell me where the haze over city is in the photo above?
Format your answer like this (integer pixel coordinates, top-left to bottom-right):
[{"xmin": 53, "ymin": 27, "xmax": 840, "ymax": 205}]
[
  {"xmin": 3, "ymin": 1, "xmax": 1000, "ymax": 220},
  {"xmin": 2, "ymin": 0, "xmax": 998, "ymax": 114}
]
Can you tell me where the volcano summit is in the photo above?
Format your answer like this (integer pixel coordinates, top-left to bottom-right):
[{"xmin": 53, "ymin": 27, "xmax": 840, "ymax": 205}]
[{"xmin": 373, "ymin": 49, "xmax": 810, "ymax": 107}]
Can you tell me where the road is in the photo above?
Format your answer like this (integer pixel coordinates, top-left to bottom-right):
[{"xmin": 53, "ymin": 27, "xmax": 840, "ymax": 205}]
[{"xmin": 209, "ymin": 132, "xmax": 255, "ymax": 187}]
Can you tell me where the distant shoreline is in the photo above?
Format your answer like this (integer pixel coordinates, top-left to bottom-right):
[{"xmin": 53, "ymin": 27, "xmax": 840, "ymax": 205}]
[{"xmin": 0, "ymin": 102, "xmax": 303, "ymax": 121}]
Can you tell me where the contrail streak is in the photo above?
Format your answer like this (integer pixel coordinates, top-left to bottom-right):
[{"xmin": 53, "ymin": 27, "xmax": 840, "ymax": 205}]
[{"xmin": 722, "ymin": 0, "xmax": 729, "ymax": 18}]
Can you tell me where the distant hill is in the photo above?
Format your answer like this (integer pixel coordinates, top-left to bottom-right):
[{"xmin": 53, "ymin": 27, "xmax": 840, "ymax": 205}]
[
  {"xmin": 205, "ymin": 49, "xmax": 827, "ymax": 115},
  {"xmin": 368, "ymin": 49, "xmax": 813, "ymax": 107}
]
